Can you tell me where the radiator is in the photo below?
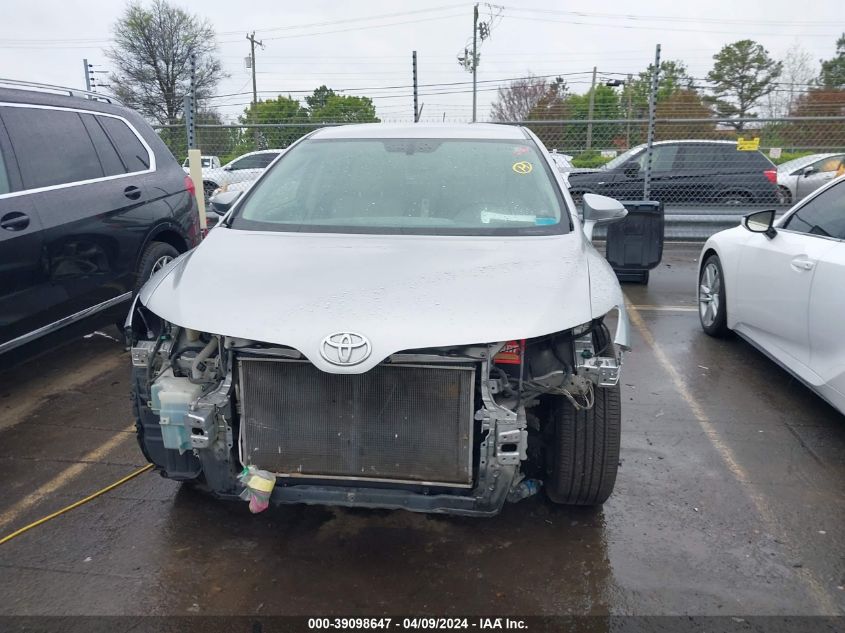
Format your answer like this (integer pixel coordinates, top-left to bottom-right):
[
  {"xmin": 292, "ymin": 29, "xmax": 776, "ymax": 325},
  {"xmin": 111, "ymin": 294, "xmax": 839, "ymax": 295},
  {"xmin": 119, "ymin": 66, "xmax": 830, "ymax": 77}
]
[{"xmin": 238, "ymin": 358, "xmax": 475, "ymax": 486}]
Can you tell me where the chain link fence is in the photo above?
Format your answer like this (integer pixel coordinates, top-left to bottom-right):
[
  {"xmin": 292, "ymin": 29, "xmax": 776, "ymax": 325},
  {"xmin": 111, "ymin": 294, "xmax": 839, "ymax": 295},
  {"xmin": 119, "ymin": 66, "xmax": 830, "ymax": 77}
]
[{"xmin": 157, "ymin": 116, "xmax": 845, "ymax": 220}]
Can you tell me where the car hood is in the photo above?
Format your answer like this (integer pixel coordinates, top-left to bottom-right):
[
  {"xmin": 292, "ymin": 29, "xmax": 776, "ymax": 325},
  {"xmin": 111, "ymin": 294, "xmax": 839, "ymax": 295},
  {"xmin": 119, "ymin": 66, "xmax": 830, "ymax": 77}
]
[{"xmin": 140, "ymin": 228, "xmax": 598, "ymax": 373}]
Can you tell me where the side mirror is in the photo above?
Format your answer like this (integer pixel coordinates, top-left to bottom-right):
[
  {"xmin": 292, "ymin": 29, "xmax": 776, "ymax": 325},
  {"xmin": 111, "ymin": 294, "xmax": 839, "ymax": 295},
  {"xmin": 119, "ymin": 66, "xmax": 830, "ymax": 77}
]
[
  {"xmin": 742, "ymin": 209, "xmax": 777, "ymax": 239},
  {"xmin": 582, "ymin": 193, "xmax": 628, "ymax": 242},
  {"xmin": 223, "ymin": 165, "xmax": 233, "ymax": 172},
  {"xmin": 210, "ymin": 190, "xmax": 242, "ymax": 215},
  {"xmin": 802, "ymin": 166, "xmax": 816, "ymax": 178}
]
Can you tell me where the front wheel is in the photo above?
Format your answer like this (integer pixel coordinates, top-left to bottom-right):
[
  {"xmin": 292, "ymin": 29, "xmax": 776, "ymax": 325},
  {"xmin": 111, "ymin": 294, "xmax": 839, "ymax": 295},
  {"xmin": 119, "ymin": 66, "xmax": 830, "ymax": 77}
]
[
  {"xmin": 698, "ymin": 254, "xmax": 730, "ymax": 337},
  {"xmin": 134, "ymin": 242, "xmax": 180, "ymax": 294},
  {"xmin": 543, "ymin": 384, "xmax": 621, "ymax": 506}
]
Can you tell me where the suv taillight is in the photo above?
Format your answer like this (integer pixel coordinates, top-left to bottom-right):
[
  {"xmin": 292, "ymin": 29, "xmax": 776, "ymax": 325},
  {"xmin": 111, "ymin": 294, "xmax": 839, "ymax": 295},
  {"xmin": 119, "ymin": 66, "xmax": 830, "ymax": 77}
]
[
  {"xmin": 184, "ymin": 175, "xmax": 197, "ymax": 196},
  {"xmin": 764, "ymin": 169, "xmax": 777, "ymax": 184}
]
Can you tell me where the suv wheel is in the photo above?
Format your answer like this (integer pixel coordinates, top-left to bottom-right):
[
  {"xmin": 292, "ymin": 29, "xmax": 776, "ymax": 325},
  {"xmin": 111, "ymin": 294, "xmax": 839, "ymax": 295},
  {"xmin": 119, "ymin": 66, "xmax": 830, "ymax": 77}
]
[
  {"xmin": 135, "ymin": 242, "xmax": 180, "ymax": 294},
  {"xmin": 777, "ymin": 186, "xmax": 792, "ymax": 205},
  {"xmin": 719, "ymin": 193, "xmax": 751, "ymax": 206},
  {"xmin": 698, "ymin": 254, "xmax": 729, "ymax": 337},
  {"xmin": 542, "ymin": 384, "xmax": 621, "ymax": 506}
]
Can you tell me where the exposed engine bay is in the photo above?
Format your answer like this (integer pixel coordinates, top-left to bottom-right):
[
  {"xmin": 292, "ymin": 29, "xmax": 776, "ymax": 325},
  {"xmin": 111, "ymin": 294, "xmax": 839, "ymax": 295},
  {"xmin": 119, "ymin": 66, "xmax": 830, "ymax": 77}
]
[{"xmin": 127, "ymin": 303, "xmax": 621, "ymax": 516}]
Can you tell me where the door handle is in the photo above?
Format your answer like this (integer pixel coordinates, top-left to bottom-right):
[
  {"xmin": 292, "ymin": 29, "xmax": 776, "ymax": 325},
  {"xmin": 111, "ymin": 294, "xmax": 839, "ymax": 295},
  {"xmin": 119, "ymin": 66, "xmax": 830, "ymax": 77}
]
[
  {"xmin": 0, "ymin": 211, "xmax": 30, "ymax": 231},
  {"xmin": 124, "ymin": 185, "xmax": 142, "ymax": 200},
  {"xmin": 790, "ymin": 257, "xmax": 816, "ymax": 271}
]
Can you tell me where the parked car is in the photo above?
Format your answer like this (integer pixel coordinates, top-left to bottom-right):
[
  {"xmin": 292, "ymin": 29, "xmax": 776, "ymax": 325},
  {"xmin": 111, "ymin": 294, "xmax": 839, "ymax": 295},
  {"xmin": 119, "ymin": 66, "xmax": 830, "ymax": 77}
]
[
  {"xmin": 182, "ymin": 155, "xmax": 221, "ymax": 171},
  {"xmin": 698, "ymin": 175, "xmax": 845, "ymax": 415},
  {"xmin": 776, "ymin": 153, "xmax": 845, "ymax": 205},
  {"xmin": 548, "ymin": 150, "xmax": 575, "ymax": 173},
  {"xmin": 207, "ymin": 149, "xmax": 288, "ymax": 224},
  {"xmin": 126, "ymin": 123, "xmax": 632, "ymax": 516},
  {"xmin": 0, "ymin": 80, "xmax": 200, "ymax": 355},
  {"xmin": 207, "ymin": 178, "xmax": 256, "ymax": 224},
  {"xmin": 567, "ymin": 140, "xmax": 780, "ymax": 205},
  {"xmin": 198, "ymin": 149, "xmax": 283, "ymax": 201}
]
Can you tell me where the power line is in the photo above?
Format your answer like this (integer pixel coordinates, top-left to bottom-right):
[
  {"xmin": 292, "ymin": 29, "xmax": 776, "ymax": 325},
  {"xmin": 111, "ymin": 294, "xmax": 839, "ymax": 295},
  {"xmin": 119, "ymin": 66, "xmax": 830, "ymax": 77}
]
[
  {"xmin": 500, "ymin": 14, "xmax": 842, "ymax": 38},
  {"xmin": 204, "ymin": 71, "xmax": 596, "ymax": 100},
  {"xmin": 499, "ymin": 5, "xmax": 841, "ymax": 27}
]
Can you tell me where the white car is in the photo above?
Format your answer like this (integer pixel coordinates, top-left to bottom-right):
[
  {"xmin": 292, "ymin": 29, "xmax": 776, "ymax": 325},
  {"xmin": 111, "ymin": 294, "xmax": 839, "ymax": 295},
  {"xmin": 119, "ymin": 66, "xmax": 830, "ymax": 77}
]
[
  {"xmin": 198, "ymin": 149, "xmax": 284, "ymax": 200},
  {"xmin": 207, "ymin": 178, "xmax": 257, "ymax": 225},
  {"xmin": 776, "ymin": 153, "xmax": 845, "ymax": 205},
  {"xmin": 182, "ymin": 155, "xmax": 221, "ymax": 171},
  {"xmin": 125, "ymin": 123, "xmax": 632, "ymax": 516},
  {"xmin": 698, "ymin": 175, "xmax": 845, "ymax": 414}
]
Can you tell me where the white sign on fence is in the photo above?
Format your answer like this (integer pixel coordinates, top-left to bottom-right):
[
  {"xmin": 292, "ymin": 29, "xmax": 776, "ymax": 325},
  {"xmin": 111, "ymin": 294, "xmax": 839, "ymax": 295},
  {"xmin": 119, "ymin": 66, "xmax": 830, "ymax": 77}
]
[
  {"xmin": 600, "ymin": 150, "xmax": 617, "ymax": 158},
  {"xmin": 769, "ymin": 147, "xmax": 783, "ymax": 159}
]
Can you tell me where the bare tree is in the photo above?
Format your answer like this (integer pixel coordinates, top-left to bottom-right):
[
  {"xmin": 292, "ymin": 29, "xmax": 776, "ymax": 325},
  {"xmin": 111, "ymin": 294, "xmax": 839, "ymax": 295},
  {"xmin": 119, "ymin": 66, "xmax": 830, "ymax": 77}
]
[
  {"xmin": 107, "ymin": 0, "xmax": 224, "ymax": 125},
  {"xmin": 490, "ymin": 74, "xmax": 550, "ymax": 122},
  {"xmin": 766, "ymin": 43, "xmax": 816, "ymax": 117}
]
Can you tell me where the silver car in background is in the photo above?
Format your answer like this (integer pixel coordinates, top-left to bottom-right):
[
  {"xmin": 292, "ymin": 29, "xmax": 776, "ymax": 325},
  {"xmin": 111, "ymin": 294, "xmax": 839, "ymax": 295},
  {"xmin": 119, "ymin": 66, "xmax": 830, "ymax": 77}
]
[
  {"xmin": 777, "ymin": 153, "xmax": 845, "ymax": 204},
  {"xmin": 126, "ymin": 124, "xmax": 631, "ymax": 516}
]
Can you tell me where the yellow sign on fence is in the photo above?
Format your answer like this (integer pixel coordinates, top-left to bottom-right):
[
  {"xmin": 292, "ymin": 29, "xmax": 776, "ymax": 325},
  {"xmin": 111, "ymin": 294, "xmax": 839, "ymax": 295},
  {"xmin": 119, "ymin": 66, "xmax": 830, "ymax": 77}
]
[{"xmin": 736, "ymin": 137, "xmax": 761, "ymax": 151}]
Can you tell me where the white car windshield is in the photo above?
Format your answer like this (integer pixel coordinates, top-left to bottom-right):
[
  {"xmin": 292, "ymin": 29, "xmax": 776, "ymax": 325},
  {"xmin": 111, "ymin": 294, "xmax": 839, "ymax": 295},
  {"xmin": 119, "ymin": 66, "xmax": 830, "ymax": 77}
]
[{"xmin": 229, "ymin": 138, "xmax": 567, "ymax": 236}]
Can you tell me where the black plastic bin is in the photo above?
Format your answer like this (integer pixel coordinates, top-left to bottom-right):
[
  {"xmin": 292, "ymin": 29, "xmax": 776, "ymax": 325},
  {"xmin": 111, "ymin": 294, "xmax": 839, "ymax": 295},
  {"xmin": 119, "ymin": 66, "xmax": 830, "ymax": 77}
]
[{"xmin": 605, "ymin": 200, "xmax": 664, "ymax": 284}]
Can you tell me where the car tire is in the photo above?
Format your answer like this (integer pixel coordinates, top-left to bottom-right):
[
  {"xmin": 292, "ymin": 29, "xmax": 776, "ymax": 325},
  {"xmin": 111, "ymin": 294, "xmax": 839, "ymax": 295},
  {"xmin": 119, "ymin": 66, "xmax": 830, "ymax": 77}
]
[
  {"xmin": 543, "ymin": 383, "xmax": 621, "ymax": 506},
  {"xmin": 134, "ymin": 242, "xmax": 180, "ymax": 294},
  {"xmin": 698, "ymin": 253, "xmax": 730, "ymax": 337},
  {"xmin": 719, "ymin": 193, "xmax": 751, "ymax": 206},
  {"xmin": 203, "ymin": 181, "xmax": 217, "ymax": 202},
  {"xmin": 777, "ymin": 186, "xmax": 792, "ymax": 206}
]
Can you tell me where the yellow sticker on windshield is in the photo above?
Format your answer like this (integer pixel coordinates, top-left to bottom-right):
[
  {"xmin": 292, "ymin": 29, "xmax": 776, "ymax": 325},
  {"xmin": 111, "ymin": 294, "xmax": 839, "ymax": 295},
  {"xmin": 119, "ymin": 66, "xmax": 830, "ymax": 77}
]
[{"xmin": 512, "ymin": 161, "xmax": 533, "ymax": 174}]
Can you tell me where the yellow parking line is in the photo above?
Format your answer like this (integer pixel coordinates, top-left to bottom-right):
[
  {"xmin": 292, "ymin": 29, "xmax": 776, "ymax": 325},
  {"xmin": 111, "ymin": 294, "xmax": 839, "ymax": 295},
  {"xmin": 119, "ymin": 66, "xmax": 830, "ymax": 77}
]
[
  {"xmin": 0, "ymin": 464, "xmax": 152, "ymax": 545},
  {"xmin": 626, "ymin": 302, "xmax": 838, "ymax": 613},
  {"xmin": 0, "ymin": 423, "xmax": 135, "ymax": 531}
]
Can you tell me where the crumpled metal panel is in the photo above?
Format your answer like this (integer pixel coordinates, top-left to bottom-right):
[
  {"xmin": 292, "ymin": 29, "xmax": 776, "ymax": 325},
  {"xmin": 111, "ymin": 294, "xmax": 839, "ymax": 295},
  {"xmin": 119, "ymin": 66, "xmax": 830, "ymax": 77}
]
[{"xmin": 239, "ymin": 359, "xmax": 474, "ymax": 485}]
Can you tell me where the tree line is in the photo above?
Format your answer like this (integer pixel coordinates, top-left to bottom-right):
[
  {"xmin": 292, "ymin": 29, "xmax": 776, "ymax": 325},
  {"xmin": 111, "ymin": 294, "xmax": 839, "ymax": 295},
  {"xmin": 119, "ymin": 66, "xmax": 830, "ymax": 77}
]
[{"xmin": 104, "ymin": 0, "xmax": 844, "ymax": 158}]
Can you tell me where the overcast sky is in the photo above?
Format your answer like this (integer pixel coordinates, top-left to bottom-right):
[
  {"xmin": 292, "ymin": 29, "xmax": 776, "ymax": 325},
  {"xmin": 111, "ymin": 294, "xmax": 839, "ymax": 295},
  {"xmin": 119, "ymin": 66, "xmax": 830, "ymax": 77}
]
[{"xmin": 1, "ymin": 0, "xmax": 841, "ymax": 123}]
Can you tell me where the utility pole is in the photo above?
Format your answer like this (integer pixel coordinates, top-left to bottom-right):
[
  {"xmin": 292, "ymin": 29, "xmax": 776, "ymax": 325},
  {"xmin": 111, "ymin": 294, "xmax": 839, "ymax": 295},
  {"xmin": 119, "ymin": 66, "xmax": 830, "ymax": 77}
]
[
  {"xmin": 83, "ymin": 59, "xmax": 91, "ymax": 91},
  {"xmin": 586, "ymin": 66, "xmax": 597, "ymax": 150},
  {"xmin": 246, "ymin": 31, "xmax": 264, "ymax": 147},
  {"xmin": 643, "ymin": 44, "xmax": 661, "ymax": 200},
  {"xmin": 412, "ymin": 50, "xmax": 419, "ymax": 122},
  {"xmin": 472, "ymin": 3, "xmax": 478, "ymax": 122}
]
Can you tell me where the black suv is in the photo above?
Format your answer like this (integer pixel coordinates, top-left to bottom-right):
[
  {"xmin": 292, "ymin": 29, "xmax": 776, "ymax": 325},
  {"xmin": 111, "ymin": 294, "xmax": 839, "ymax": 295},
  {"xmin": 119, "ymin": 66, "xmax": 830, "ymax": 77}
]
[
  {"xmin": 566, "ymin": 140, "xmax": 780, "ymax": 205},
  {"xmin": 0, "ymin": 81, "xmax": 200, "ymax": 354}
]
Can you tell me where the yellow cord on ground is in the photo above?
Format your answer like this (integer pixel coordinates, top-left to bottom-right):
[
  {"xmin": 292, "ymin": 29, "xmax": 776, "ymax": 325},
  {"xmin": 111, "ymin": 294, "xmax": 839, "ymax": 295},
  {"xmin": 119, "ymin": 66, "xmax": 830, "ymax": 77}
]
[{"xmin": 0, "ymin": 463, "xmax": 154, "ymax": 546}]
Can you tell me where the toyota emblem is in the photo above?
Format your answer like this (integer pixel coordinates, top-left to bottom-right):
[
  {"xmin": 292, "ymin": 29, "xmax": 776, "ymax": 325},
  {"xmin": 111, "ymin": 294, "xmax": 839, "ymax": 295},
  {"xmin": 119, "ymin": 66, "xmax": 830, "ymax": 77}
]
[{"xmin": 319, "ymin": 332, "xmax": 372, "ymax": 366}]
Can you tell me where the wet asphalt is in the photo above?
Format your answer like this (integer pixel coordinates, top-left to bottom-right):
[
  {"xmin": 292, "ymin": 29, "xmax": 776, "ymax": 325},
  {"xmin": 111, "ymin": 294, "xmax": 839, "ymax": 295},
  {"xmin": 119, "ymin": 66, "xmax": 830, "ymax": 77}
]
[{"xmin": 0, "ymin": 243, "xmax": 843, "ymax": 617}]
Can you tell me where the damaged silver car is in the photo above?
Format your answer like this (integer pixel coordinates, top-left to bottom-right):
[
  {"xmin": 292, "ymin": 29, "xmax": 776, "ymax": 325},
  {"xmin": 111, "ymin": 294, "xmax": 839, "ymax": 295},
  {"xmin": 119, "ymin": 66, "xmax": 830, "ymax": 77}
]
[{"xmin": 126, "ymin": 124, "xmax": 631, "ymax": 516}]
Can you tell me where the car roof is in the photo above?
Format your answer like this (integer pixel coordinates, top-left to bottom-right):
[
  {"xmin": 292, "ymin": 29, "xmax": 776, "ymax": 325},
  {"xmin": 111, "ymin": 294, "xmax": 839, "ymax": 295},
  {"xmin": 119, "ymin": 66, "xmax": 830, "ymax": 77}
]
[
  {"xmin": 0, "ymin": 86, "xmax": 128, "ymax": 117},
  {"xmin": 777, "ymin": 152, "xmax": 841, "ymax": 171},
  {"xmin": 309, "ymin": 123, "xmax": 527, "ymax": 140}
]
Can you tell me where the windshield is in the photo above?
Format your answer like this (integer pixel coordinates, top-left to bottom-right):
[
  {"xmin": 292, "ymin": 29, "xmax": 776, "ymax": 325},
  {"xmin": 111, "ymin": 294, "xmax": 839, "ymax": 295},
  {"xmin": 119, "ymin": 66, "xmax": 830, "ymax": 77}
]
[
  {"xmin": 602, "ymin": 145, "xmax": 645, "ymax": 171},
  {"xmin": 228, "ymin": 138, "xmax": 567, "ymax": 236}
]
